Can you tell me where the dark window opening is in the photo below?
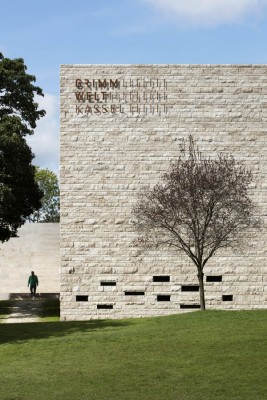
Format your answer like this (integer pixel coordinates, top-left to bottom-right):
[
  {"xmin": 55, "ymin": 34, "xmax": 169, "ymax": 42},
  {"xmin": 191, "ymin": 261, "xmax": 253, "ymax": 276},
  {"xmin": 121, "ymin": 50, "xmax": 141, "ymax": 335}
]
[
  {"xmin": 157, "ymin": 295, "xmax": 171, "ymax": 301},
  {"xmin": 181, "ymin": 285, "xmax": 199, "ymax": 292},
  {"xmin": 153, "ymin": 276, "xmax": 170, "ymax": 282},
  {"xmin": 76, "ymin": 295, "xmax": 88, "ymax": 302},
  {"xmin": 97, "ymin": 304, "xmax": 113, "ymax": 309},
  {"xmin": 100, "ymin": 281, "xmax": 116, "ymax": 286},
  {"xmin": 125, "ymin": 291, "xmax": 145, "ymax": 296},
  {"xmin": 206, "ymin": 275, "xmax": 222, "ymax": 282},
  {"xmin": 222, "ymin": 295, "xmax": 233, "ymax": 301},
  {"xmin": 180, "ymin": 304, "xmax": 201, "ymax": 309}
]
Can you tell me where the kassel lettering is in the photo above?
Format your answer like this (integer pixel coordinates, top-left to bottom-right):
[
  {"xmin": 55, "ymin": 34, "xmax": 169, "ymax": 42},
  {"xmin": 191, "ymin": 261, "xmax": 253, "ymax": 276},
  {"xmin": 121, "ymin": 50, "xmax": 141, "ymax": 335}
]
[{"xmin": 76, "ymin": 104, "xmax": 124, "ymax": 115}]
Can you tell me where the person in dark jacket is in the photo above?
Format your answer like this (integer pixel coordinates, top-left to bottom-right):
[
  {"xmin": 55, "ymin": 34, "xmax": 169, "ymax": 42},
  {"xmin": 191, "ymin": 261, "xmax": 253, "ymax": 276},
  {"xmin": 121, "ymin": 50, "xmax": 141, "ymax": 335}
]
[{"xmin": 28, "ymin": 271, "xmax": 39, "ymax": 298}]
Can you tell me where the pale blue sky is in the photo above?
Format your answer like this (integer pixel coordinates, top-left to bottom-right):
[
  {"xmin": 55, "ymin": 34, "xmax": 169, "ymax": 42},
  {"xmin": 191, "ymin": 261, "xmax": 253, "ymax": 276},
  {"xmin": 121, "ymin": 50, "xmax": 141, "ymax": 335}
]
[{"xmin": 1, "ymin": 0, "xmax": 267, "ymax": 172}]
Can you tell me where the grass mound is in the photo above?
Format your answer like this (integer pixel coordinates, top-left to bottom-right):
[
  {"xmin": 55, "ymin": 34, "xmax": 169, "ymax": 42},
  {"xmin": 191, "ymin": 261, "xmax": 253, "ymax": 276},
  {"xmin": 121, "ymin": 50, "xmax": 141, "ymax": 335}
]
[{"xmin": 0, "ymin": 310, "xmax": 266, "ymax": 400}]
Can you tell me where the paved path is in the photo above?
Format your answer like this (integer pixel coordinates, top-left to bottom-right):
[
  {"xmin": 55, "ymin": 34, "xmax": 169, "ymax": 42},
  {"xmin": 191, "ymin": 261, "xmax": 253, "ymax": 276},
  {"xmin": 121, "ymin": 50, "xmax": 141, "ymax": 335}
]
[{"xmin": 2, "ymin": 299, "xmax": 45, "ymax": 323}]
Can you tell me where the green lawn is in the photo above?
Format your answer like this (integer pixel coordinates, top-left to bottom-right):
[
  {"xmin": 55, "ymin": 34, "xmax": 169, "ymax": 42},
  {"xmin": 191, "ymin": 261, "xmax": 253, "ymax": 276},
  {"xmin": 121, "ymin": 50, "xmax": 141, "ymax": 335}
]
[{"xmin": 0, "ymin": 310, "xmax": 266, "ymax": 400}]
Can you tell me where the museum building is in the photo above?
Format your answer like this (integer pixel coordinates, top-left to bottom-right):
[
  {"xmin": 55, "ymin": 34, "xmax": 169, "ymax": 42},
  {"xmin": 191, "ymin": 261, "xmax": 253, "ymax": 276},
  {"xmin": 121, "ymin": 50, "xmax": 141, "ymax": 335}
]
[{"xmin": 60, "ymin": 64, "xmax": 267, "ymax": 320}]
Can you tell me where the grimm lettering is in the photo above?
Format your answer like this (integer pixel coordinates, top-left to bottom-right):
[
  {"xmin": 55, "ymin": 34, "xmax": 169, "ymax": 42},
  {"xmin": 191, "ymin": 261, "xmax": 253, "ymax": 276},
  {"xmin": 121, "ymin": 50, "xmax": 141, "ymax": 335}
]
[{"xmin": 76, "ymin": 79, "xmax": 120, "ymax": 90}]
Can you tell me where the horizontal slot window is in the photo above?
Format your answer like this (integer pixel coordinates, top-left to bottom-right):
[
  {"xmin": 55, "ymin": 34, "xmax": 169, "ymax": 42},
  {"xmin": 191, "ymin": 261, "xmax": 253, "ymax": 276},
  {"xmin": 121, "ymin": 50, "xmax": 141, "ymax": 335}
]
[
  {"xmin": 181, "ymin": 285, "xmax": 199, "ymax": 292},
  {"xmin": 125, "ymin": 291, "xmax": 145, "ymax": 296},
  {"xmin": 76, "ymin": 295, "xmax": 88, "ymax": 302},
  {"xmin": 153, "ymin": 276, "xmax": 170, "ymax": 282},
  {"xmin": 100, "ymin": 281, "xmax": 116, "ymax": 286},
  {"xmin": 180, "ymin": 304, "xmax": 200, "ymax": 309},
  {"xmin": 222, "ymin": 295, "xmax": 233, "ymax": 301},
  {"xmin": 206, "ymin": 276, "xmax": 222, "ymax": 282},
  {"xmin": 157, "ymin": 295, "xmax": 171, "ymax": 301},
  {"xmin": 97, "ymin": 304, "xmax": 113, "ymax": 309}
]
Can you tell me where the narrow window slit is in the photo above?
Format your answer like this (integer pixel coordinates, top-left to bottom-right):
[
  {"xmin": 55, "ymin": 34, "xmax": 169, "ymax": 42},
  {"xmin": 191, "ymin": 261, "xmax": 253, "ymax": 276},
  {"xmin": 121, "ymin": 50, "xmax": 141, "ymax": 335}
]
[
  {"xmin": 76, "ymin": 295, "xmax": 88, "ymax": 302},
  {"xmin": 157, "ymin": 295, "xmax": 171, "ymax": 301},
  {"xmin": 206, "ymin": 275, "xmax": 222, "ymax": 282},
  {"xmin": 180, "ymin": 304, "xmax": 200, "ymax": 309},
  {"xmin": 97, "ymin": 304, "xmax": 113, "ymax": 309},
  {"xmin": 222, "ymin": 295, "xmax": 233, "ymax": 301},
  {"xmin": 153, "ymin": 276, "xmax": 170, "ymax": 282},
  {"xmin": 181, "ymin": 285, "xmax": 199, "ymax": 292},
  {"xmin": 125, "ymin": 291, "xmax": 145, "ymax": 296},
  {"xmin": 100, "ymin": 281, "xmax": 116, "ymax": 286}
]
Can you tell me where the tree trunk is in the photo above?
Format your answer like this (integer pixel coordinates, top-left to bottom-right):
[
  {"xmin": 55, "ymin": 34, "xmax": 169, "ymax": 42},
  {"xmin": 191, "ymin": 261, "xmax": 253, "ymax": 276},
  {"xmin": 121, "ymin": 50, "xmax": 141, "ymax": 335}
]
[{"xmin": 197, "ymin": 269, "xmax": 206, "ymax": 310}]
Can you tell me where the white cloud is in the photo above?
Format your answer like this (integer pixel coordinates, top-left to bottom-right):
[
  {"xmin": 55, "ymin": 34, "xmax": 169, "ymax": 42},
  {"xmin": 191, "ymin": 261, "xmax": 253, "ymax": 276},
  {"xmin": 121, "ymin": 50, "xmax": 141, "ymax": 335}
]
[
  {"xmin": 27, "ymin": 93, "xmax": 59, "ymax": 175},
  {"xmin": 143, "ymin": 0, "xmax": 267, "ymax": 27}
]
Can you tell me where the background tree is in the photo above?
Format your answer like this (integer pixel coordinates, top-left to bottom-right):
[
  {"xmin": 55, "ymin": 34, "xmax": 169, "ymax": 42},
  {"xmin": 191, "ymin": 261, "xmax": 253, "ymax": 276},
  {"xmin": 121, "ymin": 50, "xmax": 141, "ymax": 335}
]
[
  {"xmin": 133, "ymin": 136, "xmax": 260, "ymax": 310},
  {"xmin": 0, "ymin": 53, "xmax": 45, "ymax": 242},
  {"xmin": 30, "ymin": 167, "xmax": 60, "ymax": 222}
]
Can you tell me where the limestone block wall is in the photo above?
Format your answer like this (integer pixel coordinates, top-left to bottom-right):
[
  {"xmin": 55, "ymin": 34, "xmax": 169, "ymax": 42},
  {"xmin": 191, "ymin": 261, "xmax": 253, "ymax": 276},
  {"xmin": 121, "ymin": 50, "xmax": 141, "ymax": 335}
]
[
  {"xmin": 0, "ymin": 223, "xmax": 60, "ymax": 297},
  {"xmin": 60, "ymin": 65, "xmax": 267, "ymax": 320}
]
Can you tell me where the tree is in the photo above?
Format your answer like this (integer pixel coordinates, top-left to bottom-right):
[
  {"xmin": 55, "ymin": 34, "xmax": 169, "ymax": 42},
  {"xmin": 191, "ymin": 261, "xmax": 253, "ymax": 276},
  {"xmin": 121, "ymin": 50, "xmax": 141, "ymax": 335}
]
[
  {"xmin": 30, "ymin": 167, "xmax": 60, "ymax": 222},
  {"xmin": 133, "ymin": 136, "xmax": 260, "ymax": 310},
  {"xmin": 0, "ymin": 53, "xmax": 45, "ymax": 242}
]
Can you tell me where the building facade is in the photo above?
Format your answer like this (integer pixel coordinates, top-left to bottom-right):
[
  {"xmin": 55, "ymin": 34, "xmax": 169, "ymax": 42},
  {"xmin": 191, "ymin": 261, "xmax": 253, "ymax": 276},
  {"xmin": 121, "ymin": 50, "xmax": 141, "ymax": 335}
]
[{"xmin": 60, "ymin": 65, "xmax": 267, "ymax": 320}]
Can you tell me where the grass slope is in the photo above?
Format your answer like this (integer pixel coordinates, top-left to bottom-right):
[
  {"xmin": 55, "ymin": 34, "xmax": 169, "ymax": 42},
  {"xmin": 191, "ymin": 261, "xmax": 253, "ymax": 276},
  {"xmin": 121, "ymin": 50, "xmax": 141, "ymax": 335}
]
[{"xmin": 0, "ymin": 310, "xmax": 266, "ymax": 400}]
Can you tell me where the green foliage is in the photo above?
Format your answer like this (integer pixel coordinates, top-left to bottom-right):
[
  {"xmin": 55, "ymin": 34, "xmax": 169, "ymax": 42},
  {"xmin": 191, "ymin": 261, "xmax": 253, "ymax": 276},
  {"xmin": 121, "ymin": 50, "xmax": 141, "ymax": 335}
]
[
  {"xmin": 0, "ymin": 53, "xmax": 45, "ymax": 241},
  {"xmin": 0, "ymin": 53, "xmax": 45, "ymax": 133},
  {"xmin": 0, "ymin": 311, "xmax": 266, "ymax": 399},
  {"xmin": 30, "ymin": 167, "xmax": 60, "ymax": 222}
]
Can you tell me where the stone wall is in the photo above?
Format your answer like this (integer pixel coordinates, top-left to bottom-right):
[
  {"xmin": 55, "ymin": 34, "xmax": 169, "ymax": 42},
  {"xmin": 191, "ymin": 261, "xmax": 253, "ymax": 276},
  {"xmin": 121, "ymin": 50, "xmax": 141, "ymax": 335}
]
[
  {"xmin": 60, "ymin": 65, "xmax": 267, "ymax": 320},
  {"xmin": 0, "ymin": 223, "xmax": 60, "ymax": 298}
]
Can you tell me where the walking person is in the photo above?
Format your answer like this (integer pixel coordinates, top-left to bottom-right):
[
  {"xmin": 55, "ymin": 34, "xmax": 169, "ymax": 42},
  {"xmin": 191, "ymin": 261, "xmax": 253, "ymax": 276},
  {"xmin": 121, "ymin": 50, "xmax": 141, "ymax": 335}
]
[{"xmin": 28, "ymin": 271, "xmax": 39, "ymax": 298}]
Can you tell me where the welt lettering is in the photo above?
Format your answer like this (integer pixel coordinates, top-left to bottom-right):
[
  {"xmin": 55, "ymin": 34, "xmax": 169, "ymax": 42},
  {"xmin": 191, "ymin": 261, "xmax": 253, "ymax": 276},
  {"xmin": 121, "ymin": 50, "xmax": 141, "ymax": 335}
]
[{"xmin": 75, "ymin": 91, "xmax": 111, "ymax": 103}]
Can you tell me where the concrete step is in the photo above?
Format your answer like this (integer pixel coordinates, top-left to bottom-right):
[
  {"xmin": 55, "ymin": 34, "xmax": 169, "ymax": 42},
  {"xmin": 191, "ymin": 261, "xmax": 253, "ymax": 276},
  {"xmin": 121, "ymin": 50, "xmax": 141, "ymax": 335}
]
[{"xmin": 0, "ymin": 293, "xmax": 59, "ymax": 301}]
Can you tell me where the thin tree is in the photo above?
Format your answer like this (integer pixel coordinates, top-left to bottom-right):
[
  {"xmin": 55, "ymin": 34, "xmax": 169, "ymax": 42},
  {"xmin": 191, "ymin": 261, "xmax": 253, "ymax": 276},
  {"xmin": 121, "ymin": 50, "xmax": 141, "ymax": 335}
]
[
  {"xmin": 133, "ymin": 136, "xmax": 260, "ymax": 310},
  {"xmin": 29, "ymin": 167, "xmax": 60, "ymax": 223}
]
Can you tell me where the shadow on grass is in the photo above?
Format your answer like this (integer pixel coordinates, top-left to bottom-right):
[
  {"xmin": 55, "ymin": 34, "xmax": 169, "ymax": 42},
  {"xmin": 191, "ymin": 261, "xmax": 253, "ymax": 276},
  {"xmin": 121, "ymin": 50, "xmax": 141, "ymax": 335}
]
[
  {"xmin": 0, "ymin": 300, "xmax": 15, "ymax": 317},
  {"xmin": 39, "ymin": 298, "xmax": 60, "ymax": 319},
  {"xmin": 0, "ymin": 299, "xmax": 61, "ymax": 323},
  {"xmin": 0, "ymin": 318, "xmax": 132, "ymax": 345},
  {"xmin": 0, "ymin": 298, "xmax": 132, "ymax": 344}
]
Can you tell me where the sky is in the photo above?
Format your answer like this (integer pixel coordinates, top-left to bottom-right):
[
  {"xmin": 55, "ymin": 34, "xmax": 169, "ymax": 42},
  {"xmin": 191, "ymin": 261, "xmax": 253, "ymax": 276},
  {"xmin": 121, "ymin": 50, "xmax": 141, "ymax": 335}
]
[{"xmin": 1, "ymin": 0, "xmax": 267, "ymax": 174}]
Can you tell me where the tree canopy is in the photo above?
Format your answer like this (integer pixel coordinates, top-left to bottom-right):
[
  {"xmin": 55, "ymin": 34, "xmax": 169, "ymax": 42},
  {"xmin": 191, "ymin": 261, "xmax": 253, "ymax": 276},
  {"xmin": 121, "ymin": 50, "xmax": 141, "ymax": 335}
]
[
  {"xmin": 30, "ymin": 167, "xmax": 60, "ymax": 223},
  {"xmin": 133, "ymin": 136, "xmax": 260, "ymax": 310},
  {"xmin": 0, "ymin": 53, "xmax": 45, "ymax": 242}
]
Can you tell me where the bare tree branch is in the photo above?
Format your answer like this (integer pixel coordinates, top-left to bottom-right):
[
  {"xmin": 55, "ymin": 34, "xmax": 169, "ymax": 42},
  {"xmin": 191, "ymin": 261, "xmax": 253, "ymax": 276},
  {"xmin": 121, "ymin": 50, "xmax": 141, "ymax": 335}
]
[{"xmin": 132, "ymin": 135, "xmax": 261, "ymax": 310}]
